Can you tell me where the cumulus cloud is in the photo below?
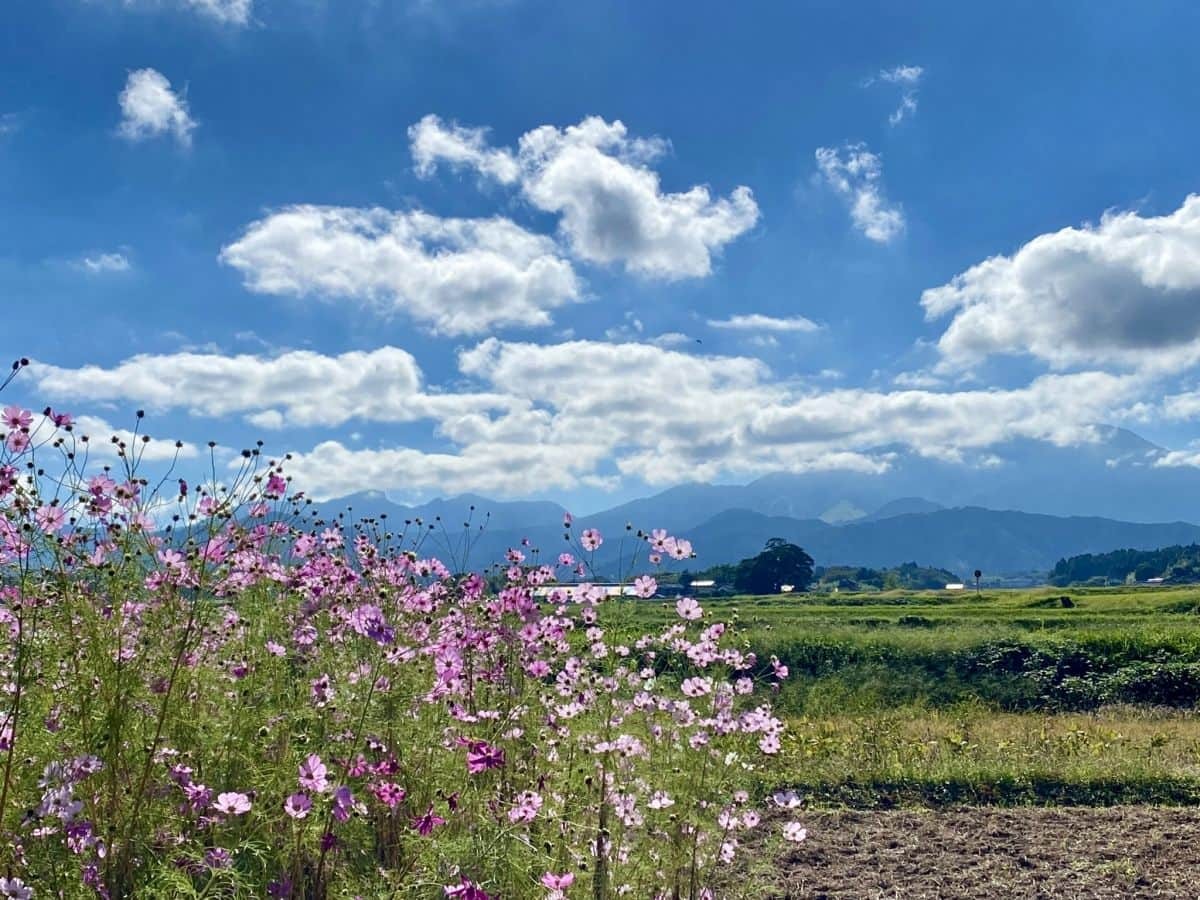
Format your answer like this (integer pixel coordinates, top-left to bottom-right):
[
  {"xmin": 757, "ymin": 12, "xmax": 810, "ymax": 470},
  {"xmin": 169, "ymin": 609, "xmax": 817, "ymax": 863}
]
[
  {"xmin": 408, "ymin": 114, "xmax": 520, "ymax": 183},
  {"xmin": 34, "ymin": 347, "xmax": 518, "ymax": 429},
  {"xmin": 80, "ymin": 252, "xmax": 132, "ymax": 274},
  {"xmin": 219, "ymin": 206, "xmax": 582, "ymax": 335},
  {"xmin": 117, "ymin": 68, "xmax": 196, "ymax": 147},
  {"xmin": 69, "ymin": 415, "xmax": 199, "ymax": 462},
  {"xmin": 707, "ymin": 313, "xmax": 821, "ymax": 333},
  {"xmin": 31, "ymin": 340, "xmax": 1150, "ymax": 499},
  {"xmin": 410, "ymin": 114, "xmax": 759, "ymax": 279},
  {"xmin": 815, "ymin": 143, "xmax": 904, "ymax": 243},
  {"xmin": 923, "ymin": 195, "xmax": 1200, "ymax": 372}
]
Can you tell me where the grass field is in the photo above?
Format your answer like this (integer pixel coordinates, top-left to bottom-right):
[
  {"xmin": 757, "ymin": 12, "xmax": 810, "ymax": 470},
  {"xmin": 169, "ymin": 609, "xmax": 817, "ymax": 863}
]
[
  {"xmin": 639, "ymin": 585, "xmax": 1200, "ymax": 805},
  {"xmin": 692, "ymin": 586, "xmax": 1200, "ymax": 895}
]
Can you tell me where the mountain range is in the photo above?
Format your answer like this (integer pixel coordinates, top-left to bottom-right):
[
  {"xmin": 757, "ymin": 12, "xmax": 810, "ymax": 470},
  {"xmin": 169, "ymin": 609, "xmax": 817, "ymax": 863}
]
[{"xmin": 304, "ymin": 427, "xmax": 1200, "ymax": 577}]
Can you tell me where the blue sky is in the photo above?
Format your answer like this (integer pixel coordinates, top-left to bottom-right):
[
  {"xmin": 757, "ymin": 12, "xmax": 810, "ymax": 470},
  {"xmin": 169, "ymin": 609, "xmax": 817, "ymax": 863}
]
[{"xmin": 5, "ymin": 0, "xmax": 1200, "ymax": 510}]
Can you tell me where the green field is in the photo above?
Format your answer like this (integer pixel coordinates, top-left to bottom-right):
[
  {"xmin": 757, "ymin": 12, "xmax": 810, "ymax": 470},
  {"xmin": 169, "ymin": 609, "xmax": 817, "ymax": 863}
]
[{"xmin": 649, "ymin": 585, "xmax": 1200, "ymax": 807}]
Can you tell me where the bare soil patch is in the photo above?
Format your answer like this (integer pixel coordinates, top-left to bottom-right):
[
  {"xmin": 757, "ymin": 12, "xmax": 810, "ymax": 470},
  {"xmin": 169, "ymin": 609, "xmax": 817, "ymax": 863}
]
[{"xmin": 744, "ymin": 806, "xmax": 1200, "ymax": 898}]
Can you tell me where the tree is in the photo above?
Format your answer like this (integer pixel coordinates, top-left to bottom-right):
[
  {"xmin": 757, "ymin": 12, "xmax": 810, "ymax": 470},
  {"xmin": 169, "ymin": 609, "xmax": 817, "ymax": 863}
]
[{"xmin": 734, "ymin": 538, "xmax": 815, "ymax": 595}]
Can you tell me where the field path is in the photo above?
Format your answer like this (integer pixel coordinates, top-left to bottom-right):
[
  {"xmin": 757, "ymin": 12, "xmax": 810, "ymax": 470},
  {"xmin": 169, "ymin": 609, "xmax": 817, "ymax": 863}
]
[{"xmin": 750, "ymin": 806, "xmax": 1200, "ymax": 898}]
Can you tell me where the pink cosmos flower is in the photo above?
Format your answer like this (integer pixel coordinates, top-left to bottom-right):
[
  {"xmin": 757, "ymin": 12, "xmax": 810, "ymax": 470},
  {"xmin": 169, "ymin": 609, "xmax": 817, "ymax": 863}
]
[
  {"xmin": 265, "ymin": 473, "xmax": 287, "ymax": 499},
  {"xmin": 310, "ymin": 674, "xmax": 334, "ymax": 708},
  {"xmin": 676, "ymin": 597, "xmax": 703, "ymax": 621},
  {"xmin": 633, "ymin": 575, "xmax": 657, "ymax": 598},
  {"xmin": 771, "ymin": 655, "xmax": 790, "ymax": 680},
  {"xmin": 580, "ymin": 529, "xmax": 602, "ymax": 551},
  {"xmin": 782, "ymin": 821, "xmax": 807, "ymax": 843},
  {"xmin": 507, "ymin": 790, "xmax": 542, "ymax": 824},
  {"xmin": 371, "ymin": 782, "xmax": 406, "ymax": 808},
  {"xmin": 541, "ymin": 872, "xmax": 575, "ymax": 890},
  {"xmin": 2, "ymin": 406, "xmax": 31, "ymax": 430},
  {"xmin": 4, "ymin": 432, "xmax": 29, "ymax": 453},
  {"xmin": 647, "ymin": 791, "xmax": 674, "ymax": 809},
  {"xmin": 283, "ymin": 793, "xmax": 312, "ymax": 819},
  {"xmin": 331, "ymin": 786, "xmax": 354, "ymax": 822},
  {"xmin": 298, "ymin": 754, "xmax": 329, "ymax": 793},
  {"xmin": 213, "ymin": 792, "xmax": 251, "ymax": 816},
  {"xmin": 772, "ymin": 789, "xmax": 803, "ymax": 809},
  {"xmin": 35, "ymin": 505, "xmax": 65, "ymax": 535},
  {"xmin": 0, "ymin": 877, "xmax": 33, "ymax": 900}
]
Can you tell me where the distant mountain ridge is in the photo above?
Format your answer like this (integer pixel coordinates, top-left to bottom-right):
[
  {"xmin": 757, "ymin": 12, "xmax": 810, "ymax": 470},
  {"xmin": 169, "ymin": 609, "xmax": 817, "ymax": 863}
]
[{"xmin": 307, "ymin": 427, "xmax": 1200, "ymax": 576}]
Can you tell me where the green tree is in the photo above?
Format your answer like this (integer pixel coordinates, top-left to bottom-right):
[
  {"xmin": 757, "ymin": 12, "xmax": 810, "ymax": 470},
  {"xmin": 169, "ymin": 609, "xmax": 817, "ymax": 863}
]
[{"xmin": 734, "ymin": 537, "xmax": 815, "ymax": 594}]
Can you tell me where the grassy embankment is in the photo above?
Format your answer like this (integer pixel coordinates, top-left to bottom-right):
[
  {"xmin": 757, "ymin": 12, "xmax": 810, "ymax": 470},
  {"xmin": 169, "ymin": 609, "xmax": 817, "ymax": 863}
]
[{"xmin": 637, "ymin": 585, "xmax": 1200, "ymax": 806}]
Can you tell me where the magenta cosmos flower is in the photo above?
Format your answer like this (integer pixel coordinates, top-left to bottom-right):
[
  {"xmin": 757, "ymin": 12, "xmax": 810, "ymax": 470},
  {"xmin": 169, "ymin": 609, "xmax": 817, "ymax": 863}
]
[
  {"xmin": 444, "ymin": 881, "xmax": 493, "ymax": 899},
  {"xmin": 465, "ymin": 740, "xmax": 505, "ymax": 774},
  {"xmin": 412, "ymin": 805, "xmax": 446, "ymax": 836}
]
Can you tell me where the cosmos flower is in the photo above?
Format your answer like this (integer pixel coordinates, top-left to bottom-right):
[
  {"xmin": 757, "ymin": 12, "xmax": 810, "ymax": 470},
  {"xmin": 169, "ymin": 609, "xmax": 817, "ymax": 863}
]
[{"xmin": 213, "ymin": 792, "xmax": 251, "ymax": 816}]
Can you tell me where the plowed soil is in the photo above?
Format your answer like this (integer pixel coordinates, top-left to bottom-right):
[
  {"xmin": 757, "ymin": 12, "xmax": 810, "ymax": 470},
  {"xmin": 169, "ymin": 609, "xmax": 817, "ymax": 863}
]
[{"xmin": 743, "ymin": 806, "xmax": 1200, "ymax": 898}]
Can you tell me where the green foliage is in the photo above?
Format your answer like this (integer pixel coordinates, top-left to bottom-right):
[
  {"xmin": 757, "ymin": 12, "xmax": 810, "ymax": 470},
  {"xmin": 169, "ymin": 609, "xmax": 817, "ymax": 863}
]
[
  {"xmin": 1049, "ymin": 543, "xmax": 1200, "ymax": 586},
  {"xmin": 813, "ymin": 561, "xmax": 962, "ymax": 592},
  {"xmin": 732, "ymin": 538, "xmax": 814, "ymax": 594}
]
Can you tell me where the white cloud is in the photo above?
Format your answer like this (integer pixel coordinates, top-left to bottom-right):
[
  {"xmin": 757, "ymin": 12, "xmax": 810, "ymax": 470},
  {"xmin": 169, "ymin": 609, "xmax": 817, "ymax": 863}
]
[
  {"xmin": 31, "ymin": 340, "xmax": 1151, "ymax": 500},
  {"xmin": 117, "ymin": 68, "xmax": 196, "ymax": 147},
  {"xmin": 878, "ymin": 65, "xmax": 924, "ymax": 85},
  {"xmin": 892, "ymin": 370, "xmax": 944, "ymax": 389},
  {"xmin": 815, "ymin": 143, "xmax": 904, "ymax": 243},
  {"xmin": 33, "ymin": 346, "xmax": 518, "ymax": 430},
  {"xmin": 70, "ymin": 415, "xmax": 199, "ymax": 462},
  {"xmin": 1154, "ymin": 450, "xmax": 1200, "ymax": 469},
  {"xmin": 408, "ymin": 114, "xmax": 520, "ymax": 184},
  {"xmin": 410, "ymin": 115, "xmax": 759, "ymax": 279},
  {"xmin": 873, "ymin": 65, "xmax": 923, "ymax": 126},
  {"xmin": 183, "ymin": 0, "xmax": 251, "ymax": 24},
  {"xmin": 707, "ymin": 313, "xmax": 821, "ymax": 333},
  {"xmin": 80, "ymin": 252, "xmax": 132, "ymax": 274},
  {"xmin": 889, "ymin": 93, "xmax": 919, "ymax": 126},
  {"xmin": 219, "ymin": 205, "xmax": 582, "ymax": 335},
  {"xmin": 922, "ymin": 195, "xmax": 1200, "ymax": 372},
  {"xmin": 112, "ymin": 0, "xmax": 252, "ymax": 25},
  {"xmin": 281, "ymin": 438, "xmax": 607, "ymax": 499},
  {"xmin": 650, "ymin": 332, "xmax": 692, "ymax": 348}
]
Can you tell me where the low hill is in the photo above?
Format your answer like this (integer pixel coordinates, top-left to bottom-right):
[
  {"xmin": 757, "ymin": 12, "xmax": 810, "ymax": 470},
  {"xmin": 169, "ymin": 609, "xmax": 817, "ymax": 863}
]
[
  {"xmin": 1049, "ymin": 544, "xmax": 1200, "ymax": 586},
  {"xmin": 687, "ymin": 507, "xmax": 1200, "ymax": 576}
]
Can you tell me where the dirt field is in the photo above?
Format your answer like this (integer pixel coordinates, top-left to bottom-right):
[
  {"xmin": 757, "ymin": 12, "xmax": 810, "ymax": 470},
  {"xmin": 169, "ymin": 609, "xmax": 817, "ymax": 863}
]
[{"xmin": 744, "ymin": 806, "xmax": 1200, "ymax": 898}]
